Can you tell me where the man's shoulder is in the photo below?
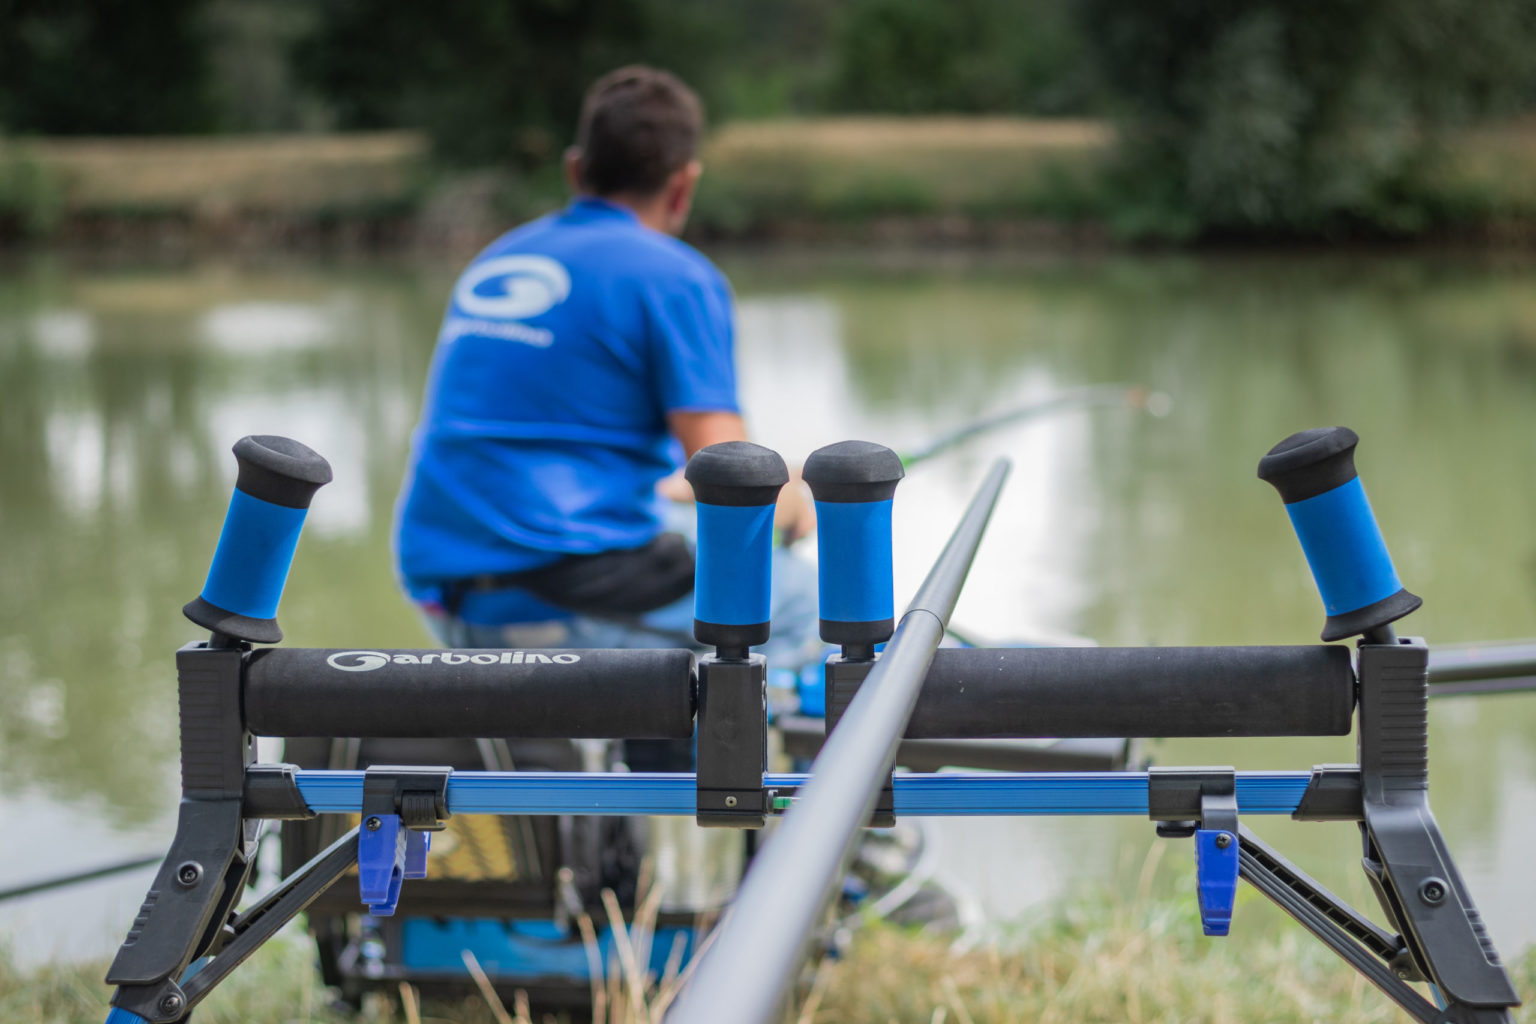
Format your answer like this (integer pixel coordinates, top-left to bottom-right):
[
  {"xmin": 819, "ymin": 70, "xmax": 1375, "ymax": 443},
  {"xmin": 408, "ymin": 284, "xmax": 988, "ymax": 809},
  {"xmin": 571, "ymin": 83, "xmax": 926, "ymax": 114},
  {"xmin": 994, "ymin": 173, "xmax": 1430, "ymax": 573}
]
[
  {"xmin": 504, "ymin": 213, "xmax": 724, "ymax": 285},
  {"xmin": 597, "ymin": 223, "xmax": 728, "ymax": 295}
]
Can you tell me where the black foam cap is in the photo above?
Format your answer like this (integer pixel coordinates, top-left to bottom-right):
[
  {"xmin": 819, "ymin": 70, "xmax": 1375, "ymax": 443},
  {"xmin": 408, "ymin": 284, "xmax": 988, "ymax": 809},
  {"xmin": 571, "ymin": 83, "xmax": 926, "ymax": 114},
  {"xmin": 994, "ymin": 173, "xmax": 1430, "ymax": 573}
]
[
  {"xmin": 684, "ymin": 441, "xmax": 789, "ymax": 507},
  {"xmin": 1257, "ymin": 426, "xmax": 1359, "ymax": 504},
  {"xmin": 803, "ymin": 440, "xmax": 904, "ymax": 503},
  {"xmin": 234, "ymin": 435, "xmax": 333, "ymax": 509}
]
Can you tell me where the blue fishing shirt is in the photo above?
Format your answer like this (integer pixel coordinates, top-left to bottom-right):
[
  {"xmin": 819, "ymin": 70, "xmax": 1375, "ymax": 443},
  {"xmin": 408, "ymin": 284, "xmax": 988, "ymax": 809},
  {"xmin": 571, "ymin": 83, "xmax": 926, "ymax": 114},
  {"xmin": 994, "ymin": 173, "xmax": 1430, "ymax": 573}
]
[{"xmin": 394, "ymin": 197, "xmax": 738, "ymax": 608}]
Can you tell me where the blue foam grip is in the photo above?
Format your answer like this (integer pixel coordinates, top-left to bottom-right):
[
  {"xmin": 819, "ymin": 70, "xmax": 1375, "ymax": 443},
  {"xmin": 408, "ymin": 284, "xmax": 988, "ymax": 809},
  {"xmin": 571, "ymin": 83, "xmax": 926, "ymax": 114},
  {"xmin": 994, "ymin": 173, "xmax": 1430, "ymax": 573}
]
[
  {"xmin": 1195, "ymin": 829, "xmax": 1239, "ymax": 936},
  {"xmin": 1283, "ymin": 477, "xmax": 1403, "ymax": 615},
  {"xmin": 105, "ymin": 1009, "xmax": 150, "ymax": 1024},
  {"xmin": 694, "ymin": 502, "xmax": 775, "ymax": 626},
  {"xmin": 815, "ymin": 499, "xmax": 894, "ymax": 625},
  {"xmin": 358, "ymin": 814, "xmax": 407, "ymax": 916},
  {"xmin": 199, "ymin": 488, "xmax": 308, "ymax": 619}
]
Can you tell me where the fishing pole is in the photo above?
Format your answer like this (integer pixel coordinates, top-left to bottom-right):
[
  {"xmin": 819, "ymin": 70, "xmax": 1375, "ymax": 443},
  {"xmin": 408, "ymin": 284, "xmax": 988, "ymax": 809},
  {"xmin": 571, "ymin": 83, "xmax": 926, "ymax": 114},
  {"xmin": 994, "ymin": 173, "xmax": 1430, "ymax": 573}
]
[
  {"xmin": 1428, "ymin": 641, "xmax": 1536, "ymax": 697},
  {"xmin": 775, "ymin": 383, "xmax": 1164, "ymax": 546},
  {"xmin": 0, "ymin": 853, "xmax": 162, "ymax": 904},
  {"xmin": 898, "ymin": 383, "xmax": 1171, "ymax": 469}
]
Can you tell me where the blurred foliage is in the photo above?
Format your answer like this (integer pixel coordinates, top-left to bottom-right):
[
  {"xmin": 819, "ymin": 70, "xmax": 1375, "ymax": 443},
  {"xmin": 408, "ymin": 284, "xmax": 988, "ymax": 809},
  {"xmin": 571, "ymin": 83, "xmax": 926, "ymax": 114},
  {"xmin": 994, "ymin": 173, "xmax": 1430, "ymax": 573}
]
[
  {"xmin": 0, "ymin": 142, "xmax": 63, "ymax": 238},
  {"xmin": 0, "ymin": 0, "xmax": 217, "ymax": 134},
  {"xmin": 1080, "ymin": 0, "xmax": 1536, "ymax": 239},
  {"xmin": 292, "ymin": 0, "xmax": 740, "ymax": 166},
  {"xmin": 2, "ymin": 0, "xmax": 1536, "ymax": 238},
  {"xmin": 825, "ymin": 0, "xmax": 1099, "ymax": 115}
]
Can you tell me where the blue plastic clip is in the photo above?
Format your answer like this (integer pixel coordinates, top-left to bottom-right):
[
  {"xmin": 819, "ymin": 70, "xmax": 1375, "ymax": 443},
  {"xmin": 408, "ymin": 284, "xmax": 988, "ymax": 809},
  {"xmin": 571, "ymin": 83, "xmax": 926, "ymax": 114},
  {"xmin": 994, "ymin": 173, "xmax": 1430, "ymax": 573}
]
[
  {"xmin": 1195, "ymin": 828, "xmax": 1239, "ymax": 936},
  {"xmin": 359, "ymin": 813, "xmax": 408, "ymax": 916},
  {"xmin": 359, "ymin": 815, "xmax": 436, "ymax": 915},
  {"xmin": 405, "ymin": 829, "xmax": 431, "ymax": 879},
  {"xmin": 356, "ymin": 765, "xmax": 451, "ymax": 915}
]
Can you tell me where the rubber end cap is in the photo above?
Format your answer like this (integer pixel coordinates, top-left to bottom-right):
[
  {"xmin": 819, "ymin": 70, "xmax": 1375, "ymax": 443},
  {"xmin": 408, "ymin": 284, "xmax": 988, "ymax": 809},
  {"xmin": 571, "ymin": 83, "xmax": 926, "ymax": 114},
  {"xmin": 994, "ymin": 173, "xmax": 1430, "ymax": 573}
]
[
  {"xmin": 803, "ymin": 440, "xmax": 904, "ymax": 503},
  {"xmin": 1257, "ymin": 426, "xmax": 1360, "ymax": 504},
  {"xmin": 1321, "ymin": 588, "xmax": 1422, "ymax": 642},
  {"xmin": 819, "ymin": 616, "xmax": 895, "ymax": 647},
  {"xmin": 694, "ymin": 618, "xmax": 770, "ymax": 651},
  {"xmin": 183, "ymin": 595, "xmax": 283, "ymax": 644},
  {"xmin": 233, "ymin": 435, "xmax": 333, "ymax": 509},
  {"xmin": 685, "ymin": 441, "xmax": 789, "ymax": 507}
]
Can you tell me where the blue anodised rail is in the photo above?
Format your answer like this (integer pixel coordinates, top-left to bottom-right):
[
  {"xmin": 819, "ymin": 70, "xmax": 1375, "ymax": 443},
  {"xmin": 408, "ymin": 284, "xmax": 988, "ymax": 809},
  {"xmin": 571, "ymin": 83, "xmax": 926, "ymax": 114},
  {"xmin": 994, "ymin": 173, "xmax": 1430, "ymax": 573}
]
[{"xmin": 290, "ymin": 770, "xmax": 1316, "ymax": 817}]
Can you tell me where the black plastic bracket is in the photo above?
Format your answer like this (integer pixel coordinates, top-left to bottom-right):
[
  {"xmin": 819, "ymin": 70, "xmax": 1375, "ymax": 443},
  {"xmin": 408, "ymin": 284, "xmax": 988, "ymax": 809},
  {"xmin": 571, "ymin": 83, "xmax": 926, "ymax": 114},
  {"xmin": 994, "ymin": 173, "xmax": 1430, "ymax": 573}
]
[
  {"xmin": 361, "ymin": 764, "xmax": 452, "ymax": 831},
  {"xmin": 824, "ymin": 654, "xmax": 895, "ymax": 827},
  {"xmin": 824, "ymin": 654, "xmax": 872, "ymax": 734},
  {"xmin": 1147, "ymin": 767, "xmax": 1237, "ymax": 829},
  {"xmin": 243, "ymin": 763, "xmax": 315, "ymax": 820},
  {"xmin": 110, "ymin": 829, "xmax": 360, "ymax": 1023},
  {"xmin": 106, "ymin": 642, "xmax": 259, "ymax": 1021},
  {"xmin": 1355, "ymin": 639, "xmax": 1520, "ymax": 1015},
  {"xmin": 1292, "ymin": 764, "xmax": 1365, "ymax": 821},
  {"xmin": 696, "ymin": 655, "xmax": 768, "ymax": 827}
]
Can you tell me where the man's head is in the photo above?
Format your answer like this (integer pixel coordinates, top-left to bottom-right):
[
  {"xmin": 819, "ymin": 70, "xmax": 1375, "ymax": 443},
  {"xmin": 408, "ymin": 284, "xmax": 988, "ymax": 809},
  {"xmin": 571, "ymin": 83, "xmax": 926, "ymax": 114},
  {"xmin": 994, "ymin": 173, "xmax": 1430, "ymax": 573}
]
[{"xmin": 565, "ymin": 66, "xmax": 704, "ymax": 236}]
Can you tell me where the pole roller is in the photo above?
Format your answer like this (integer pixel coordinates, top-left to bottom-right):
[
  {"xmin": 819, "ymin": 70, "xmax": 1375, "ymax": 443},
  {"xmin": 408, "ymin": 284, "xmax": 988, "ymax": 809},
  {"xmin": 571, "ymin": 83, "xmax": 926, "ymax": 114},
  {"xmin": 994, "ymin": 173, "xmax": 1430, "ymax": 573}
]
[
  {"xmin": 803, "ymin": 440, "xmax": 904, "ymax": 656},
  {"xmin": 685, "ymin": 442, "xmax": 788, "ymax": 658},
  {"xmin": 1257, "ymin": 427, "xmax": 1419, "ymax": 642},
  {"xmin": 183, "ymin": 435, "xmax": 332, "ymax": 644}
]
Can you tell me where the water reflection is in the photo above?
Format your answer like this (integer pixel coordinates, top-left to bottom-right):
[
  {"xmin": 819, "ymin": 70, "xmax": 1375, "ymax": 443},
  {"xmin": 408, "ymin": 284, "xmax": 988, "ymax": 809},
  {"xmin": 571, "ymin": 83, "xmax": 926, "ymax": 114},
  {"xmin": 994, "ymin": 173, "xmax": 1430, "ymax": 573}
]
[{"xmin": 1, "ymin": 251, "xmax": 1534, "ymax": 960}]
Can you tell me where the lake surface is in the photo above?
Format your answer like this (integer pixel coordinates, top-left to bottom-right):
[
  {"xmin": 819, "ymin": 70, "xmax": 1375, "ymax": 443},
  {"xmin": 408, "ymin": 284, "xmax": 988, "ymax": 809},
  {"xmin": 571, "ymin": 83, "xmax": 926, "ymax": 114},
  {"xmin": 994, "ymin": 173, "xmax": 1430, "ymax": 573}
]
[{"xmin": 2, "ymin": 248, "xmax": 1534, "ymax": 968}]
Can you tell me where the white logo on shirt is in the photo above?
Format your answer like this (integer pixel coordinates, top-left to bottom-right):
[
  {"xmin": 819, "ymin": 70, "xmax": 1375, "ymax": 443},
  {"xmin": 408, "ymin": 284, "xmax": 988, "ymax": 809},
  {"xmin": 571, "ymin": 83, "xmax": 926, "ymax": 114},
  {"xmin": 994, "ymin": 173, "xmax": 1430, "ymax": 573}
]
[{"xmin": 454, "ymin": 255, "xmax": 572, "ymax": 321}]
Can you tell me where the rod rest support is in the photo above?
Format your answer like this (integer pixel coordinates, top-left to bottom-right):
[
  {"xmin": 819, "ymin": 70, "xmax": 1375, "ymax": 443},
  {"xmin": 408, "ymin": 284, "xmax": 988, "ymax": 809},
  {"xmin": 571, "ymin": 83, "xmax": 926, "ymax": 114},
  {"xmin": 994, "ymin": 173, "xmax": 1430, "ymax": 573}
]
[
  {"xmin": 1149, "ymin": 768, "xmax": 1240, "ymax": 936},
  {"xmin": 823, "ymin": 655, "xmax": 895, "ymax": 827},
  {"xmin": 1355, "ymin": 639, "xmax": 1520, "ymax": 1010},
  {"xmin": 696, "ymin": 655, "xmax": 768, "ymax": 828}
]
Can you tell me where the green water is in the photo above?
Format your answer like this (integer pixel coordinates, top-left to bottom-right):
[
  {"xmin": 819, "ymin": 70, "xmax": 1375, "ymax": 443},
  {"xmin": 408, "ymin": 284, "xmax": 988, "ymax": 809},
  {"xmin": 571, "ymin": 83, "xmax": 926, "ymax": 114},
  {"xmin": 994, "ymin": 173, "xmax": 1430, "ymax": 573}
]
[{"xmin": 1, "ymin": 250, "xmax": 1534, "ymax": 964}]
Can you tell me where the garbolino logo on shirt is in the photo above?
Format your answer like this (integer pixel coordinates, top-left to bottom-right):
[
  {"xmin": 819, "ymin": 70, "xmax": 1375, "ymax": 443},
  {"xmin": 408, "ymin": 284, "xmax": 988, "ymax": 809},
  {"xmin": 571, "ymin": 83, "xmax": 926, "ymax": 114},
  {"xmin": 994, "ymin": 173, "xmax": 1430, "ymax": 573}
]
[
  {"xmin": 326, "ymin": 650, "xmax": 582, "ymax": 671},
  {"xmin": 443, "ymin": 255, "xmax": 572, "ymax": 348}
]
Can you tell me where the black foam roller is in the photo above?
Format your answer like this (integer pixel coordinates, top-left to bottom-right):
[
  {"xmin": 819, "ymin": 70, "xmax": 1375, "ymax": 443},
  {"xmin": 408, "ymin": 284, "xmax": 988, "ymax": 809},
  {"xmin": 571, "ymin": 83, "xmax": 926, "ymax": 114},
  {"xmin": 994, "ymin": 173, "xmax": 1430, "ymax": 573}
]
[
  {"xmin": 906, "ymin": 645, "xmax": 1354, "ymax": 738},
  {"xmin": 244, "ymin": 647, "xmax": 696, "ymax": 739}
]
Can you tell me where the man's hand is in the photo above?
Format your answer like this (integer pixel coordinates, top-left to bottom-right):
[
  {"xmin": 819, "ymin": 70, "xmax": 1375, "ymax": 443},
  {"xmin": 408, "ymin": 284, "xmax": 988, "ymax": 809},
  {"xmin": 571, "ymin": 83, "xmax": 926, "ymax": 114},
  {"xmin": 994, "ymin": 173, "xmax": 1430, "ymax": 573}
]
[
  {"xmin": 663, "ymin": 410, "xmax": 817, "ymax": 543},
  {"xmin": 774, "ymin": 467, "xmax": 816, "ymax": 545}
]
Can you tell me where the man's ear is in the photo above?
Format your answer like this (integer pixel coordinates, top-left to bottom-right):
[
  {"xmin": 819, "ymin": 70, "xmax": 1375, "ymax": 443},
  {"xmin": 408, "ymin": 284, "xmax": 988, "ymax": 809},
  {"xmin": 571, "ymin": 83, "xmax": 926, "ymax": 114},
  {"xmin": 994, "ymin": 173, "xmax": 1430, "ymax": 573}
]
[
  {"xmin": 664, "ymin": 159, "xmax": 704, "ymax": 232},
  {"xmin": 563, "ymin": 147, "xmax": 585, "ymax": 194}
]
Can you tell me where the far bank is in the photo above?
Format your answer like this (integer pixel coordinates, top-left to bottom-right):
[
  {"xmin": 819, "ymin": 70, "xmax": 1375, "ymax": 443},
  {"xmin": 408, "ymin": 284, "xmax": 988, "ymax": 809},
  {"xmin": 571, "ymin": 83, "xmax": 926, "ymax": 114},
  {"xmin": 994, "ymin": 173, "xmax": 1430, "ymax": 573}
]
[{"xmin": 3, "ymin": 117, "xmax": 1534, "ymax": 254}]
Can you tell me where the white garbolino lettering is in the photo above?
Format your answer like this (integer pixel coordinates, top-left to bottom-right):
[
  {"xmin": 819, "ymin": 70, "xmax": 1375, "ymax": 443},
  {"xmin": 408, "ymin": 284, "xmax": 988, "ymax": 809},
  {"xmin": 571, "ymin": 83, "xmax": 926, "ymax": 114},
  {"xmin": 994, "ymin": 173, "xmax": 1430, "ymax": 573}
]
[
  {"xmin": 325, "ymin": 650, "xmax": 582, "ymax": 672},
  {"xmin": 326, "ymin": 651, "xmax": 390, "ymax": 672}
]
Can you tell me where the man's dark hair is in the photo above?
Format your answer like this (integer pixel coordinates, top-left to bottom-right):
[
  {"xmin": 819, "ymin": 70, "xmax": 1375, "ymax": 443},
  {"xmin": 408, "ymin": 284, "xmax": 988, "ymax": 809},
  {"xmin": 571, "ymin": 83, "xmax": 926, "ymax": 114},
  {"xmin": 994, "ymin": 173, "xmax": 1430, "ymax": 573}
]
[{"xmin": 575, "ymin": 66, "xmax": 704, "ymax": 198}]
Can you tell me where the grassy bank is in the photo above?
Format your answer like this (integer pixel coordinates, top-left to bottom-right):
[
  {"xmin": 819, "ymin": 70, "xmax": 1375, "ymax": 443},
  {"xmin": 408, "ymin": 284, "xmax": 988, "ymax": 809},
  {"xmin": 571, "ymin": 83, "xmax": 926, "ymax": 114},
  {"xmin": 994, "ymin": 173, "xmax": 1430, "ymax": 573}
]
[
  {"xmin": 2, "ymin": 117, "xmax": 1535, "ymax": 249},
  {"xmin": 8, "ymin": 881, "xmax": 1534, "ymax": 1024}
]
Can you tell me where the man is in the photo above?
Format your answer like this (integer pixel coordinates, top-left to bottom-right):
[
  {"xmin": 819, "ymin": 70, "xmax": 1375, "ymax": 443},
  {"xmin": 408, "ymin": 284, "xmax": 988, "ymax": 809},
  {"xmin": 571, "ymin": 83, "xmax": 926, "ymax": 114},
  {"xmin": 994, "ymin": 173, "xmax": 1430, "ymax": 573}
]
[{"xmin": 395, "ymin": 66, "xmax": 817, "ymax": 664}]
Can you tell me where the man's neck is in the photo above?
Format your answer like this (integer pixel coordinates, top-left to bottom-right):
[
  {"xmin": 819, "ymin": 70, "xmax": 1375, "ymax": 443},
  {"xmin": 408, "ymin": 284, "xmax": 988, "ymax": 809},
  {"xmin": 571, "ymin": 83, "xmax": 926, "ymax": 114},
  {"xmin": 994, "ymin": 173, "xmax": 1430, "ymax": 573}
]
[{"xmin": 583, "ymin": 192, "xmax": 672, "ymax": 235}]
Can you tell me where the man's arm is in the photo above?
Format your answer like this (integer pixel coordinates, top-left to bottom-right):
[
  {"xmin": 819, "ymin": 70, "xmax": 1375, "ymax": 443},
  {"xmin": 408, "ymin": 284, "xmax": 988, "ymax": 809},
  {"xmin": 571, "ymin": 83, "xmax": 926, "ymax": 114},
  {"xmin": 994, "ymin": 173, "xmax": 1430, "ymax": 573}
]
[
  {"xmin": 664, "ymin": 410, "xmax": 816, "ymax": 543},
  {"xmin": 670, "ymin": 410, "xmax": 750, "ymax": 458}
]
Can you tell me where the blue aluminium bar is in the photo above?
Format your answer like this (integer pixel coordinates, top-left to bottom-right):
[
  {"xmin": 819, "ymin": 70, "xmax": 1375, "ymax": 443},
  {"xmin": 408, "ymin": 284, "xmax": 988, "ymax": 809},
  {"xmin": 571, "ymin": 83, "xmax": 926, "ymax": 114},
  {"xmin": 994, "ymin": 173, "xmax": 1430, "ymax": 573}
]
[{"xmin": 290, "ymin": 770, "xmax": 1316, "ymax": 817}]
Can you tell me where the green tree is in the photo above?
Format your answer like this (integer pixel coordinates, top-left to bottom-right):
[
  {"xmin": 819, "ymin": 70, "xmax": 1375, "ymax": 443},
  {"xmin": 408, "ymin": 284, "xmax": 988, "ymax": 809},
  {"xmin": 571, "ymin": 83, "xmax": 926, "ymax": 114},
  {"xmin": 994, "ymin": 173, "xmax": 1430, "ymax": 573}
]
[
  {"xmin": 826, "ymin": 0, "xmax": 1097, "ymax": 115},
  {"xmin": 0, "ymin": 0, "xmax": 217, "ymax": 134},
  {"xmin": 295, "ymin": 0, "xmax": 737, "ymax": 165},
  {"xmin": 1081, "ymin": 0, "xmax": 1536, "ymax": 238}
]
